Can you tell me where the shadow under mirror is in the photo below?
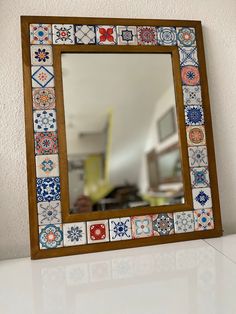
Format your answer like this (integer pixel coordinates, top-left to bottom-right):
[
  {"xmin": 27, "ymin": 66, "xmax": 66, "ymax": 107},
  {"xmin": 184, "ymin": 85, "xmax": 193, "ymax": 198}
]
[{"xmin": 61, "ymin": 53, "xmax": 185, "ymax": 214}]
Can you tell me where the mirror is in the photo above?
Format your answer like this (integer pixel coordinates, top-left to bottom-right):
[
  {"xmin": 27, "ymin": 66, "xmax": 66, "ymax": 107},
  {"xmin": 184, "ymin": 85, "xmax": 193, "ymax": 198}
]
[{"xmin": 62, "ymin": 53, "xmax": 184, "ymax": 214}]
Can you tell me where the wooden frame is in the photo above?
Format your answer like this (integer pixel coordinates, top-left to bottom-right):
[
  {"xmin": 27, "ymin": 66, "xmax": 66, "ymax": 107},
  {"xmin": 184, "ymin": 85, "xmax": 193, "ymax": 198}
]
[{"xmin": 21, "ymin": 16, "xmax": 222, "ymax": 259}]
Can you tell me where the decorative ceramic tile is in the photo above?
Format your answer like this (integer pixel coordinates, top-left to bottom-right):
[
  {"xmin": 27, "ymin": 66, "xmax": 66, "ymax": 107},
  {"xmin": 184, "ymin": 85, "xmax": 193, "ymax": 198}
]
[
  {"xmin": 152, "ymin": 213, "xmax": 174, "ymax": 236},
  {"xmin": 87, "ymin": 220, "xmax": 109, "ymax": 244},
  {"xmin": 188, "ymin": 146, "xmax": 208, "ymax": 167},
  {"xmin": 37, "ymin": 201, "xmax": 61, "ymax": 225},
  {"xmin": 35, "ymin": 154, "xmax": 59, "ymax": 177},
  {"xmin": 63, "ymin": 222, "xmax": 87, "ymax": 246},
  {"xmin": 109, "ymin": 217, "xmax": 132, "ymax": 241},
  {"xmin": 194, "ymin": 208, "xmax": 214, "ymax": 231},
  {"xmin": 179, "ymin": 46, "xmax": 198, "ymax": 67},
  {"xmin": 39, "ymin": 224, "xmax": 63, "ymax": 249},
  {"xmin": 31, "ymin": 66, "xmax": 54, "ymax": 88},
  {"xmin": 52, "ymin": 24, "xmax": 75, "ymax": 44},
  {"xmin": 185, "ymin": 105, "xmax": 204, "ymax": 125},
  {"xmin": 74, "ymin": 25, "xmax": 96, "ymax": 44},
  {"xmin": 157, "ymin": 27, "xmax": 176, "ymax": 45},
  {"xmin": 34, "ymin": 131, "xmax": 58, "ymax": 155},
  {"xmin": 181, "ymin": 66, "xmax": 200, "ymax": 86},
  {"xmin": 174, "ymin": 211, "xmax": 194, "ymax": 233},
  {"xmin": 137, "ymin": 26, "xmax": 157, "ymax": 45},
  {"xmin": 36, "ymin": 177, "xmax": 60, "ymax": 202},
  {"xmin": 30, "ymin": 45, "xmax": 53, "ymax": 66},
  {"xmin": 117, "ymin": 26, "xmax": 138, "ymax": 45},
  {"xmin": 182, "ymin": 85, "xmax": 202, "ymax": 106},
  {"xmin": 190, "ymin": 167, "xmax": 210, "ymax": 188},
  {"xmin": 176, "ymin": 27, "xmax": 196, "ymax": 47},
  {"xmin": 192, "ymin": 187, "xmax": 212, "ymax": 209},
  {"xmin": 131, "ymin": 215, "xmax": 153, "ymax": 239},
  {"xmin": 30, "ymin": 24, "xmax": 52, "ymax": 44},
  {"xmin": 33, "ymin": 110, "xmax": 57, "ymax": 132},
  {"xmin": 32, "ymin": 88, "xmax": 56, "ymax": 110},
  {"xmin": 186, "ymin": 126, "xmax": 206, "ymax": 146},
  {"xmin": 96, "ymin": 25, "xmax": 117, "ymax": 45}
]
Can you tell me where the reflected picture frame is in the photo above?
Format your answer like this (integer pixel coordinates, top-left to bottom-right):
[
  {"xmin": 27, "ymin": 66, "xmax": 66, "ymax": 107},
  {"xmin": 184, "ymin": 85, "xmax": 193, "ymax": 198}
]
[{"xmin": 157, "ymin": 107, "xmax": 177, "ymax": 143}]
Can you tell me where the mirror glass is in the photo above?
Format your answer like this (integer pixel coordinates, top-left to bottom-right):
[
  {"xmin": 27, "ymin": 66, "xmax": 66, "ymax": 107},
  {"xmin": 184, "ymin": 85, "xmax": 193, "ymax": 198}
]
[{"xmin": 61, "ymin": 53, "xmax": 184, "ymax": 214}]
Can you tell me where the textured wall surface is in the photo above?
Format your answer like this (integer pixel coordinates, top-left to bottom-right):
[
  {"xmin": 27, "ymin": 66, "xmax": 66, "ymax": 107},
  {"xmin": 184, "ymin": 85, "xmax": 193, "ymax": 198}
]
[{"xmin": 0, "ymin": 0, "xmax": 236, "ymax": 260}]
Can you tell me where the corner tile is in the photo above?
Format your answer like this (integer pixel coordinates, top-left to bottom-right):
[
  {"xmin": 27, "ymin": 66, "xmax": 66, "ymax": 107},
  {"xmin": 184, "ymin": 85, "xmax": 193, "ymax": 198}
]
[
  {"xmin": 39, "ymin": 224, "xmax": 63, "ymax": 249},
  {"xmin": 63, "ymin": 222, "xmax": 87, "ymax": 246},
  {"xmin": 157, "ymin": 27, "xmax": 176, "ymax": 46},
  {"xmin": 117, "ymin": 26, "xmax": 137, "ymax": 45},
  {"xmin": 194, "ymin": 208, "xmax": 214, "ymax": 231},
  {"xmin": 87, "ymin": 220, "xmax": 109, "ymax": 244},
  {"xmin": 192, "ymin": 187, "xmax": 212, "ymax": 209},
  {"xmin": 176, "ymin": 27, "xmax": 196, "ymax": 47},
  {"xmin": 174, "ymin": 211, "xmax": 194, "ymax": 233},
  {"xmin": 37, "ymin": 201, "xmax": 61, "ymax": 225},
  {"xmin": 131, "ymin": 215, "xmax": 153, "ymax": 239},
  {"xmin": 30, "ymin": 24, "xmax": 52, "ymax": 44},
  {"xmin": 186, "ymin": 126, "xmax": 206, "ymax": 146},
  {"xmin": 35, "ymin": 154, "xmax": 59, "ymax": 178},
  {"xmin": 96, "ymin": 25, "xmax": 117, "ymax": 45},
  {"xmin": 109, "ymin": 217, "xmax": 131, "ymax": 241},
  {"xmin": 152, "ymin": 213, "xmax": 174, "ymax": 236},
  {"xmin": 52, "ymin": 24, "xmax": 75, "ymax": 44}
]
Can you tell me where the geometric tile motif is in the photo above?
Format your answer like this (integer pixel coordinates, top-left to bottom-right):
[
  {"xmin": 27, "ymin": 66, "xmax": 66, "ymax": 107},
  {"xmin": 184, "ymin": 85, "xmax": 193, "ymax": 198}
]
[
  {"xmin": 39, "ymin": 224, "xmax": 63, "ymax": 249},
  {"xmin": 157, "ymin": 27, "xmax": 176, "ymax": 46},
  {"xmin": 37, "ymin": 201, "xmax": 61, "ymax": 225},
  {"xmin": 30, "ymin": 24, "xmax": 52, "ymax": 45},
  {"xmin": 179, "ymin": 46, "xmax": 198, "ymax": 67},
  {"xmin": 173, "ymin": 211, "xmax": 194, "ymax": 233},
  {"xmin": 182, "ymin": 85, "xmax": 202, "ymax": 106},
  {"xmin": 63, "ymin": 222, "xmax": 87, "ymax": 246},
  {"xmin": 74, "ymin": 25, "xmax": 96, "ymax": 44},
  {"xmin": 181, "ymin": 66, "xmax": 200, "ymax": 86},
  {"xmin": 33, "ymin": 110, "xmax": 57, "ymax": 132},
  {"xmin": 52, "ymin": 24, "xmax": 75, "ymax": 44},
  {"xmin": 194, "ymin": 208, "xmax": 214, "ymax": 231},
  {"xmin": 192, "ymin": 187, "xmax": 212, "ymax": 209},
  {"xmin": 186, "ymin": 126, "xmax": 206, "ymax": 146},
  {"xmin": 30, "ymin": 45, "xmax": 53, "ymax": 66},
  {"xmin": 87, "ymin": 220, "xmax": 109, "ymax": 244},
  {"xmin": 31, "ymin": 66, "xmax": 54, "ymax": 88},
  {"xmin": 95, "ymin": 25, "xmax": 117, "ymax": 45},
  {"xmin": 117, "ymin": 26, "xmax": 138, "ymax": 45},
  {"xmin": 131, "ymin": 215, "xmax": 153, "ymax": 239},
  {"xmin": 109, "ymin": 217, "xmax": 132, "ymax": 241},
  {"xmin": 36, "ymin": 177, "xmax": 61, "ymax": 202},
  {"xmin": 34, "ymin": 131, "xmax": 58, "ymax": 155},
  {"xmin": 35, "ymin": 154, "xmax": 59, "ymax": 177},
  {"xmin": 190, "ymin": 167, "xmax": 210, "ymax": 188},
  {"xmin": 152, "ymin": 213, "xmax": 174, "ymax": 236},
  {"xmin": 137, "ymin": 26, "xmax": 157, "ymax": 45},
  {"xmin": 188, "ymin": 146, "xmax": 208, "ymax": 167},
  {"xmin": 32, "ymin": 88, "xmax": 56, "ymax": 110},
  {"xmin": 176, "ymin": 27, "xmax": 196, "ymax": 47},
  {"xmin": 185, "ymin": 105, "xmax": 204, "ymax": 125}
]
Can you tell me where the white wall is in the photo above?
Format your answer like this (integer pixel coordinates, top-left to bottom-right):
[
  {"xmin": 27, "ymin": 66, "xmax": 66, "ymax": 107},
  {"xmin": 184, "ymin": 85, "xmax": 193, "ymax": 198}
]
[{"xmin": 0, "ymin": 0, "xmax": 236, "ymax": 259}]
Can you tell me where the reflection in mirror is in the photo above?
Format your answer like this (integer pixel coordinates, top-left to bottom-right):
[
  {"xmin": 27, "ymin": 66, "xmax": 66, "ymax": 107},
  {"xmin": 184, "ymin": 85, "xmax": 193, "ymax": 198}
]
[{"xmin": 61, "ymin": 53, "xmax": 184, "ymax": 214}]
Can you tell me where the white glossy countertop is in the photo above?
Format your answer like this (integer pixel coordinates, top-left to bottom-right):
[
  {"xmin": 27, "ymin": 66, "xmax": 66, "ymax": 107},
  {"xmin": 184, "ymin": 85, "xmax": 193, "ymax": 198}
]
[{"xmin": 1, "ymin": 235, "xmax": 236, "ymax": 314}]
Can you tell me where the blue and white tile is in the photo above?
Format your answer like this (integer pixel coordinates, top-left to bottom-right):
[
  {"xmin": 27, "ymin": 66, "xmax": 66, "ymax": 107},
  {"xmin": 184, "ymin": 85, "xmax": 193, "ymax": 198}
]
[
  {"xmin": 74, "ymin": 25, "xmax": 96, "ymax": 44},
  {"xmin": 33, "ymin": 110, "xmax": 57, "ymax": 132},
  {"xmin": 63, "ymin": 222, "xmax": 87, "ymax": 246},
  {"xmin": 31, "ymin": 66, "xmax": 54, "ymax": 88},
  {"xmin": 39, "ymin": 224, "xmax": 63, "ymax": 249},
  {"xmin": 117, "ymin": 26, "xmax": 137, "ymax": 45},
  {"xmin": 174, "ymin": 211, "xmax": 194, "ymax": 233},
  {"xmin": 96, "ymin": 25, "xmax": 117, "ymax": 45},
  {"xmin": 192, "ymin": 187, "xmax": 212, "ymax": 209},
  {"xmin": 157, "ymin": 27, "xmax": 176, "ymax": 45},
  {"xmin": 37, "ymin": 201, "xmax": 61, "ymax": 225},
  {"xmin": 30, "ymin": 24, "xmax": 52, "ymax": 44},
  {"xmin": 52, "ymin": 24, "xmax": 75, "ymax": 44},
  {"xmin": 109, "ymin": 217, "xmax": 132, "ymax": 241},
  {"xmin": 35, "ymin": 154, "xmax": 59, "ymax": 177},
  {"xmin": 179, "ymin": 46, "xmax": 198, "ymax": 67},
  {"xmin": 188, "ymin": 146, "xmax": 208, "ymax": 167},
  {"xmin": 176, "ymin": 27, "xmax": 196, "ymax": 47},
  {"xmin": 185, "ymin": 105, "xmax": 204, "ymax": 125},
  {"xmin": 36, "ymin": 177, "xmax": 60, "ymax": 202},
  {"xmin": 30, "ymin": 45, "xmax": 53, "ymax": 66},
  {"xmin": 190, "ymin": 167, "xmax": 210, "ymax": 188},
  {"xmin": 182, "ymin": 85, "xmax": 202, "ymax": 106},
  {"xmin": 194, "ymin": 208, "xmax": 214, "ymax": 231}
]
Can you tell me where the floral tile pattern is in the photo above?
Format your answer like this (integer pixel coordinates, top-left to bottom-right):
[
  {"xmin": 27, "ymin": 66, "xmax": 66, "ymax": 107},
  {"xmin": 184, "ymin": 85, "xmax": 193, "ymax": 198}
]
[
  {"xmin": 36, "ymin": 177, "xmax": 60, "ymax": 202},
  {"xmin": 194, "ymin": 208, "xmax": 214, "ymax": 231},
  {"xmin": 35, "ymin": 154, "xmax": 59, "ymax": 177},
  {"xmin": 33, "ymin": 110, "xmax": 57, "ymax": 132},
  {"xmin": 185, "ymin": 105, "xmax": 204, "ymax": 126},
  {"xmin": 117, "ymin": 26, "xmax": 138, "ymax": 45},
  {"xmin": 186, "ymin": 126, "xmax": 206, "ymax": 146},
  {"xmin": 174, "ymin": 211, "xmax": 194, "ymax": 233},
  {"xmin": 31, "ymin": 66, "xmax": 54, "ymax": 88},
  {"xmin": 176, "ymin": 27, "xmax": 196, "ymax": 47},
  {"xmin": 190, "ymin": 167, "xmax": 210, "ymax": 188},
  {"xmin": 87, "ymin": 220, "xmax": 109, "ymax": 244},
  {"xmin": 63, "ymin": 222, "xmax": 87, "ymax": 246},
  {"xmin": 131, "ymin": 215, "xmax": 153, "ymax": 239},
  {"xmin": 137, "ymin": 26, "xmax": 157, "ymax": 45},
  {"xmin": 75, "ymin": 25, "xmax": 96, "ymax": 44},
  {"xmin": 52, "ymin": 24, "xmax": 75, "ymax": 44},
  {"xmin": 96, "ymin": 26, "xmax": 117, "ymax": 45},
  {"xmin": 30, "ymin": 24, "xmax": 52, "ymax": 44},
  {"xmin": 192, "ymin": 187, "xmax": 212, "ymax": 209},
  {"xmin": 32, "ymin": 88, "xmax": 56, "ymax": 110},
  {"xmin": 182, "ymin": 85, "xmax": 202, "ymax": 106},
  {"xmin": 157, "ymin": 27, "xmax": 176, "ymax": 45},
  {"xmin": 181, "ymin": 66, "xmax": 200, "ymax": 86},
  {"xmin": 34, "ymin": 131, "xmax": 58, "ymax": 155},
  {"xmin": 179, "ymin": 46, "xmax": 198, "ymax": 67},
  {"xmin": 152, "ymin": 213, "xmax": 174, "ymax": 236},
  {"xmin": 30, "ymin": 45, "xmax": 53, "ymax": 65},
  {"xmin": 109, "ymin": 217, "xmax": 132, "ymax": 241},
  {"xmin": 188, "ymin": 146, "xmax": 208, "ymax": 167},
  {"xmin": 37, "ymin": 201, "xmax": 61, "ymax": 225},
  {"xmin": 39, "ymin": 224, "xmax": 63, "ymax": 249}
]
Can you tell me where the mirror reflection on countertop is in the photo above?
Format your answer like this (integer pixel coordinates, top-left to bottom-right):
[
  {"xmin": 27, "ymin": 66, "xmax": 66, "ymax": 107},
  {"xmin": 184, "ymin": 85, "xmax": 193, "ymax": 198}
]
[{"xmin": 61, "ymin": 53, "xmax": 184, "ymax": 214}]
